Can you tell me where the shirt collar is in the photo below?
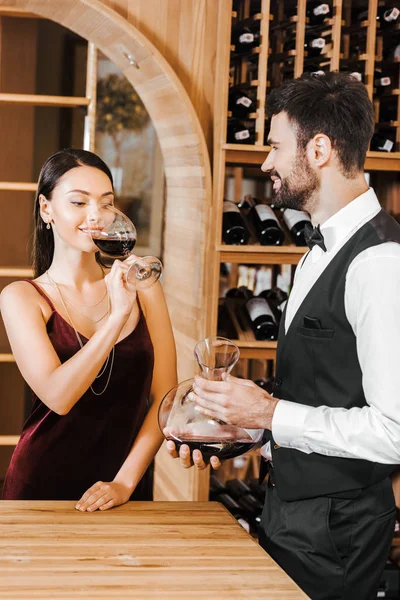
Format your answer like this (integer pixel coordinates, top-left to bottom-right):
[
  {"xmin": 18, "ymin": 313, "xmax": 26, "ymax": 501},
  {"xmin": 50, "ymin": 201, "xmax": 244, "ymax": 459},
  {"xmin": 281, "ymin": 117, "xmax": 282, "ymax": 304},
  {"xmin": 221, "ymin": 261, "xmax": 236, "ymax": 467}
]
[{"xmin": 312, "ymin": 188, "xmax": 381, "ymax": 258}]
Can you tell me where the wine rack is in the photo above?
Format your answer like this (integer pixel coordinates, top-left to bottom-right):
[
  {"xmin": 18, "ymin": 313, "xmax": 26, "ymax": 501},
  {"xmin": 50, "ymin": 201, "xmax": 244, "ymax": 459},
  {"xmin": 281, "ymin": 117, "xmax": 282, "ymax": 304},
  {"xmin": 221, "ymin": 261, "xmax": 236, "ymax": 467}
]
[{"xmin": 208, "ymin": 0, "xmax": 400, "ymax": 510}]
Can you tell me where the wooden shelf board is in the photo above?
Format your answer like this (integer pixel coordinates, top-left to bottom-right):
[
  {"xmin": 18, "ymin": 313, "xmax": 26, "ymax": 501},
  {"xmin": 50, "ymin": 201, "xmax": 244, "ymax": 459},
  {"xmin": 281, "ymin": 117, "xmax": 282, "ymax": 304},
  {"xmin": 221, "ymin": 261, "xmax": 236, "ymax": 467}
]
[
  {"xmin": 0, "ymin": 267, "xmax": 33, "ymax": 277},
  {"xmin": 0, "ymin": 182, "xmax": 37, "ymax": 192},
  {"xmin": 224, "ymin": 145, "xmax": 400, "ymax": 170},
  {"xmin": 0, "ymin": 435, "xmax": 19, "ymax": 446},
  {"xmin": 219, "ymin": 244, "xmax": 306, "ymax": 265},
  {"xmin": 0, "ymin": 354, "xmax": 15, "ymax": 362},
  {"xmin": 0, "ymin": 93, "xmax": 90, "ymax": 107}
]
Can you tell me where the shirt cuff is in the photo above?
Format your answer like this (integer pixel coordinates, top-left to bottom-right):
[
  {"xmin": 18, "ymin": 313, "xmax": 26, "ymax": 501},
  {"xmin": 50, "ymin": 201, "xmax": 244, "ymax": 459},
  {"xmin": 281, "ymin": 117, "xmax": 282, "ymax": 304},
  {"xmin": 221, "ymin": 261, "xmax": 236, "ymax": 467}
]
[{"xmin": 272, "ymin": 399, "xmax": 312, "ymax": 451}]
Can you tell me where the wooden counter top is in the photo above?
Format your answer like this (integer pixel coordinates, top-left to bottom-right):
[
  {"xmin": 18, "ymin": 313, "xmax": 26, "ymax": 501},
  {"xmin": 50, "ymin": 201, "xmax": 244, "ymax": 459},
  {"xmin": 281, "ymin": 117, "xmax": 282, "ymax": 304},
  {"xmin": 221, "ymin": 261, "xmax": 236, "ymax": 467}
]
[{"xmin": 0, "ymin": 501, "xmax": 308, "ymax": 599}]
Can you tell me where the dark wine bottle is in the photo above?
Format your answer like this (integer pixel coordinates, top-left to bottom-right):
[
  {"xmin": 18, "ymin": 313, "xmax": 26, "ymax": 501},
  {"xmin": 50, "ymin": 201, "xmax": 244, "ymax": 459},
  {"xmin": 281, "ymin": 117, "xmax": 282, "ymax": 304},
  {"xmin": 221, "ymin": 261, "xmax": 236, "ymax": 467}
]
[
  {"xmin": 284, "ymin": 35, "xmax": 326, "ymax": 57},
  {"xmin": 227, "ymin": 118, "xmax": 256, "ymax": 144},
  {"xmin": 222, "ymin": 201, "xmax": 250, "ymax": 245},
  {"xmin": 377, "ymin": 6, "xmax": 400, "ymax": 26},
  {"xmin": 247, "ymin": 477, "xmax": 268, "ymax": 502},
  {"xmin": 228, "ymin": 87, "xmax": 256, "ymax": 119},
  {"xmin": 379, "ymin": 100, "xmax": 397, "ymax": 123},
  {"xmin": 245, "ymin": 296, "xmax": 279, "ymax": 340},
  {"xmin": 225, "ymin": 478, "xmax": 252, "ymax": 500},
  {"xmin": 225, "ymin": 286, "xmax": 253, "ymax": 299},
  {"xmin": 370, "ymin": 133, "xmax": 394, "ymax": 152},
  {"xmin": 216, "ymin": 493, "xmax": 251, "ymax": 533},
  {"xmin": 231, "ymin": 25, "xmax": 261, "ymax": 54},
  {"xmin": 374, "ymin": 70, "xmax": 392, "ymax": 94},
  {"xmin": 306, "ymin": 2, "xmax": 331, "ymax": 25},
  {"xmin": 254, "ymin": 377, "xmax": 275, "ymax": 393},
  {"xmin": 259, "ymin": 286, "xmax": 288, "ymax": 313},
  {"xmin": 245, "ymin": 196, "xmax": 285, "ymax": 245},
  {"xmin": 305, "ymin": 35, "xmax": 326, "ymax": 57},
  {"xmin": 209, "ymin": 474, "xmax": 228, "ymax": 500},
  {"xmin": 282, "ymin": 207, "xmax": 312, "ymax": 246}
]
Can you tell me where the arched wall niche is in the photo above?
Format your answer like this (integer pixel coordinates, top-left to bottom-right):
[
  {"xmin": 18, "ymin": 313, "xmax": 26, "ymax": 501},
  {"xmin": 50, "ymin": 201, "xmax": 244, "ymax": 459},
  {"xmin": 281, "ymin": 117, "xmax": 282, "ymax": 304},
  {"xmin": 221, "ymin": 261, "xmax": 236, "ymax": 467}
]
[{"xmin": 0, "ymin": 0, "xmax": 213, "ymax": 381}]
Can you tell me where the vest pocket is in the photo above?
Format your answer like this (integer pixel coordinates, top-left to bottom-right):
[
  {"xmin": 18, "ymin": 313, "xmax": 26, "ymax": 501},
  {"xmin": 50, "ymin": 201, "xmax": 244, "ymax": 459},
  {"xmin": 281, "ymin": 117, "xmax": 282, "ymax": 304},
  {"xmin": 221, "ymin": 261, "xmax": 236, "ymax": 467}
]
[{"xmin": 297, "ymin": 326, "xmax": 335, "ymax": 339}]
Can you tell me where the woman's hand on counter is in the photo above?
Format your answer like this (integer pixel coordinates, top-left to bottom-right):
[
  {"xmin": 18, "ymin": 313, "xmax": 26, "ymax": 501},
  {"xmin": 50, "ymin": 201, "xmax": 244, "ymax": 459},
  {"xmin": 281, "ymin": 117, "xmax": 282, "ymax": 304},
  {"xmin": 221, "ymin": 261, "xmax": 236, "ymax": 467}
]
[
  {"xmin": 75, "ymin": 480, "xmax": 131, "ymax": 512},
  {"xmin": 165, "ymin": 439, "xmax": 221, "ymax": 471}
]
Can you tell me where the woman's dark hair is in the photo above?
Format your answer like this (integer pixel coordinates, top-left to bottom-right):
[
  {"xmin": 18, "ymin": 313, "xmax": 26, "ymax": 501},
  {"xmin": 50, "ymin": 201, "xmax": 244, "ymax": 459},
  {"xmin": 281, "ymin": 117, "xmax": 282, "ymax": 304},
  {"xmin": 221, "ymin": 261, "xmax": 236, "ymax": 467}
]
[
  {"xmin": 266, "ymin": 71, "xmax": 375, "ymax": 177},
  {"xmin": 32, "ymin": 148, "xmax": 113, "ymax": 277}
]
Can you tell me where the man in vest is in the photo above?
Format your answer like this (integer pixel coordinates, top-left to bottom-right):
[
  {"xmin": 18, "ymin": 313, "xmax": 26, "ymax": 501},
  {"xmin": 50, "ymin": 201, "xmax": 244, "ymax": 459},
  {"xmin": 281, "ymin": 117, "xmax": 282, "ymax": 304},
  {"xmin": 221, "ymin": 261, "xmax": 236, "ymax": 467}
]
[{"xmin": 167, "ymin": 71, "xmax": 400, "ymax": 599}]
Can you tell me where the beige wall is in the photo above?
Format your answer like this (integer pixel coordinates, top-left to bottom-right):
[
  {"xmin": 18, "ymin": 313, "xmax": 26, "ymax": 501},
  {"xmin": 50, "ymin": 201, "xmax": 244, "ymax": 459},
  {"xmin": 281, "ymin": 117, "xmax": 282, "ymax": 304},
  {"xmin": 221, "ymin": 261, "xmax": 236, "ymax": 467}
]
[{"xmin": 98, "ymin": 0, "xmax": 218, "ymax": 155}]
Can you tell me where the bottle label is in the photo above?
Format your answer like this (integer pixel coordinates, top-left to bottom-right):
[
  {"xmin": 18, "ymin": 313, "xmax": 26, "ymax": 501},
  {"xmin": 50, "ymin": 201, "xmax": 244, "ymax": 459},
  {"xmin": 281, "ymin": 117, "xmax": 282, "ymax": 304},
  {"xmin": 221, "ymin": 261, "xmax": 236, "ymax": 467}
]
[
  {"xmin": 255, "ymin": 204, "xmax": 278, "ymax": 222},
  {"xmin": 375, "ymin": 76, "xmax": 391, "ymax": 87},
  {"xmin": 311, "ymin": 38, "xmax": 325, "ymax": 49},
  {"xmin": 246, "ymin": 298, "xmax": 276, "ymax": 323},
  {"xmin": 384, "ymin": 8, "xmax": 399, "ymax": 22},
  {"xmin": 236, "ymin": 96, "xmax": 252, "ymax": 108},
  {"xmin": 314, "ymin": 4, "xmax": 330, "ymax": 16},
  {"xmin": 223, "ymin": 201, "xmax": 240, "ymax": 214},
  {"xmin": 239, "ymin": 33, "xmax": 254, "ymax": 44},
  {"xmin": 349, "ymin": 71, "xmax": 362, "ymax": 82},
  {"xmin": 377, "ymin": 139, "xmax": 394, "ymax": 152},
  {"xmin": 283, "ymin": 208, "xmax": 311, "ymax": 229},
  {"xmin": 235, "ymin": 129, "xmax": 250, "ymax": 141}
]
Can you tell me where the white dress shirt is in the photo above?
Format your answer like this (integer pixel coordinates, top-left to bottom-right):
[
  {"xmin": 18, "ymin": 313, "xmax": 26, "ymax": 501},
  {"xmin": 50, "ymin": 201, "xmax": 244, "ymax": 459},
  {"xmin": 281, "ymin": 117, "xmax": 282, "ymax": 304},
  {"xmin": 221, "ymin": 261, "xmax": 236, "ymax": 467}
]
[{"xmin": 261, "ymin": 188, "xmax": 400, "ymax": 464}]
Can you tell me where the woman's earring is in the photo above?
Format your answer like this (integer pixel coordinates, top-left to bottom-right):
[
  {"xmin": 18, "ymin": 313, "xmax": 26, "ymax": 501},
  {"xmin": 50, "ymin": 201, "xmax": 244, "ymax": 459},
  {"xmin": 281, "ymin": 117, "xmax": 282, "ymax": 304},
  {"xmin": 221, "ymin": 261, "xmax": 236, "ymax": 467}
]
[{"xmin": 46, "ymin": 222, "xmax": 51, "ymax": 230}]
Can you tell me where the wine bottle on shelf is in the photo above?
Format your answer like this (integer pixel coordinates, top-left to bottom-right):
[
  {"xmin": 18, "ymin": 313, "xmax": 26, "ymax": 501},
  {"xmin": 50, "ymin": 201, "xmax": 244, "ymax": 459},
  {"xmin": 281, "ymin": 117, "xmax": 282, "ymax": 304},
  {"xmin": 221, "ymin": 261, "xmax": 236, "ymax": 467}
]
[
  {"xmin": 231, "ymin": 25, "xmax": 261, "ymax": 54},
  {"xmin": 209, "ymin": 475, "xmax": 228, "ymax": 500},
  {"xmin": 222, "ymin": 200, "xmax": 250, "ymax": 245},
  {"xmin": 244, "ymin": 196, "xmax": 285, "ymax": 245},
  {"xmin": 379, "ymin": 101, "xmax": 398, "ymax": 123},
  {"xmin": 254, "ymin": 376, "xmax": 275, "ymax": 393},
  {"xmin": 247, "ymin": 477, "xmax": 268, "ymax": 502},
  {"xmin": 374, "ymin": 70, "xmax": 392, "ymax": 94},
  {"xmin": 245, "ymin": 296, "xmax": 279, "ymax": 341},
  {"xmin": 259, "ymin": 286, "xmax": 288, "ymax": 315},
  {"xmin": 282, "ymin": 208, "xmax": 312, "ymax": 246},
  {"xmin": 284, "ymin": 35, "xmax": 326, "ymax": 57},
  {"xmin": 226, "ymin": 286, "xmax": 253, "ymax": 299},
  {"xmin": 306, "ymin": 2, "xmax": 331, "ymax": 25},
  {"xmin": 227, "ymin": 118, "xmax": 256, "ymax": 144},
  {"xmin": 228, "ymin": 87, "xmax": 256, "ymax": 119},
  {"xmin": 377, "ymin": 6, "xmax": 400, "ymax": 27},
  {"xmin": 216, "ymin": 493, "xmax": 251, "ymax": 533},
  {"xmin": 225, "ymin": 479, "xmax": 252, "ymax": 500},
  {"xmin": 370, "ymin": 133, "xmax": 394, "ymax": 152}
]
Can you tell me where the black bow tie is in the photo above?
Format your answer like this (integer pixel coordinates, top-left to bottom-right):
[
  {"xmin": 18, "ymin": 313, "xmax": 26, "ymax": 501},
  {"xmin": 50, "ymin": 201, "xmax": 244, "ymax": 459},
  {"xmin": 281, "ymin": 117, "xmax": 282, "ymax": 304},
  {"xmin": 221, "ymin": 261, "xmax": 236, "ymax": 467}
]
[{"xmin": 304, "ymin": 222, "xmax": 327, "ymax": 252}]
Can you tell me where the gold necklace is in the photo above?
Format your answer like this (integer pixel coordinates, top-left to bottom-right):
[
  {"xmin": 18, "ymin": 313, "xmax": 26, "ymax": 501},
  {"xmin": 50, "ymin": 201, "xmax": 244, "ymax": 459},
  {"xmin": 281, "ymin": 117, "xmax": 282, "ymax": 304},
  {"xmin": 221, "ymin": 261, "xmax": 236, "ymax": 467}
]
[
  {"xmin": 46, "ymin": 272, "xmax": 110, "ymax": 324},
  {"xmin": 46, "ymin": 271, "xmax": 115, "ymax": 396}
]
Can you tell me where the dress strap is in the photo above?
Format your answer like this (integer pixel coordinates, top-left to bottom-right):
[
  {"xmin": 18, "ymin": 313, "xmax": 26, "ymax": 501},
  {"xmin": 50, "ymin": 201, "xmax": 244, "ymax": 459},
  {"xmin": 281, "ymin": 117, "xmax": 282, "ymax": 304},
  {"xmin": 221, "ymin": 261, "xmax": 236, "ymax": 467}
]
[{"xmin": 24, "ymin": 280, "xmax": 56, "ymax": 312}]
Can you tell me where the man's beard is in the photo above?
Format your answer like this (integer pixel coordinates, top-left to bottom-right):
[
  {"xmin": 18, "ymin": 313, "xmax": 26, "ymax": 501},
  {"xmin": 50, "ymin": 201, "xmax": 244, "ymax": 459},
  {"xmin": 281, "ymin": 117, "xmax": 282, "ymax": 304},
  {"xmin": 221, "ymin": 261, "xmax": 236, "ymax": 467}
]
[{"xmin": 271, "ymin": 154, "xmax": 319, "ymax": 211}]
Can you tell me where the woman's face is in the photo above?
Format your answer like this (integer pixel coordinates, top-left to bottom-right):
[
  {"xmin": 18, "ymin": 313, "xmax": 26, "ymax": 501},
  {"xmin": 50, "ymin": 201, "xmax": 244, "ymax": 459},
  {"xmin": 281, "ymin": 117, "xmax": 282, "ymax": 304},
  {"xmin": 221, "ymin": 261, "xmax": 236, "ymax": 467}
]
[{"xmin": 40, "ymin": 165, "xmax": 114, "ymax": 254}]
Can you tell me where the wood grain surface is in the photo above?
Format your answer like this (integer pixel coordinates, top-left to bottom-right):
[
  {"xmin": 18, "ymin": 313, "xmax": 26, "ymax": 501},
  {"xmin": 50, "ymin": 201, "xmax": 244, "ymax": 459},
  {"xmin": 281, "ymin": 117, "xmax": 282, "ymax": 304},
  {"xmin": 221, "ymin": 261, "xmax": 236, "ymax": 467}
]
[{"xmin": 0, "ymin": 501, "xmax": 309, "ymax": 599}]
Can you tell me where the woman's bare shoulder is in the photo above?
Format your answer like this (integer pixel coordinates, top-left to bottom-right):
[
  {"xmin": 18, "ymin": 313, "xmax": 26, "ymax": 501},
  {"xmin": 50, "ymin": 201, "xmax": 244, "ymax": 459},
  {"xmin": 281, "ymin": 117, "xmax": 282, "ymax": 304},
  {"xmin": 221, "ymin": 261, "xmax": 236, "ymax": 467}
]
[{"xmin": 0, "ymin": 280, "xmax": 42, "ymax": 311}]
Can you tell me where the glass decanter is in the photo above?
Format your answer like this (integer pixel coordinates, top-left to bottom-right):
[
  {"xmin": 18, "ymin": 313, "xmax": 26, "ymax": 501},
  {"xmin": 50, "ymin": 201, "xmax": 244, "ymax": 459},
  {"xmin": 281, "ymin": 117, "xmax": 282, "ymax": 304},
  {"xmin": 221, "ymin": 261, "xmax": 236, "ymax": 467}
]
[{"xmin": 158, "ymin": 336, "xmax": 263, "ymax": 460}]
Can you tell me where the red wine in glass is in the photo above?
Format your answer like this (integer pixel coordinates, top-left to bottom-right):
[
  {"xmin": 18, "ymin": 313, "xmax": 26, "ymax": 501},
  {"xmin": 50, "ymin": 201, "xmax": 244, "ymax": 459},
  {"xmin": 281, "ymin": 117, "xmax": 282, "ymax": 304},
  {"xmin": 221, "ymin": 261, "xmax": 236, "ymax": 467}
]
[
  {"xmin": 166, "ymin": 436, "xmax": 256, "ymax": 460},
  {"xmin": 92, "ymin": 235, "xmax": 136, "ymax": 258}
]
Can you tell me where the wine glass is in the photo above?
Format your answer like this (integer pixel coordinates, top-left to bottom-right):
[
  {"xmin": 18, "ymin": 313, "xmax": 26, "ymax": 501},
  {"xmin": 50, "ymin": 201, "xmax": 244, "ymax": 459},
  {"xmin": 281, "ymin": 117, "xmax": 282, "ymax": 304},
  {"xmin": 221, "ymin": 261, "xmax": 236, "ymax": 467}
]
[
  {"xmin": 158, "ymin": 336, "xmax": 263, "ymax": 460},
  {"xmin": 86, "ymin": 205, "xmax": 162, "ymax": 289}
]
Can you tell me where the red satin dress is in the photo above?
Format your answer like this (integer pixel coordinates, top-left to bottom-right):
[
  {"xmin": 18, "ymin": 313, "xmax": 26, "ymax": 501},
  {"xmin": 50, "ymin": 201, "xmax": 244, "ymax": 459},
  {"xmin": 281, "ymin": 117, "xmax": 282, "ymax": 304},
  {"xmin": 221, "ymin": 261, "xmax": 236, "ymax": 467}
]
[{"xmin": 2, "ymin": 280, "xmax": 154, "ymax": 500}]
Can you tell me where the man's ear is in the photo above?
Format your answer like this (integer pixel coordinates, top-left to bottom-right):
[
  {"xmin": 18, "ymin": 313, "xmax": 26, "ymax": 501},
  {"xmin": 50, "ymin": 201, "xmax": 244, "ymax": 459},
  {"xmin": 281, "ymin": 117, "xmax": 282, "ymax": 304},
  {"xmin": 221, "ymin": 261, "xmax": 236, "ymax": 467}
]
[{"xmin": 307, "ymin": 133, "xmax": 332, "ymax": 168}]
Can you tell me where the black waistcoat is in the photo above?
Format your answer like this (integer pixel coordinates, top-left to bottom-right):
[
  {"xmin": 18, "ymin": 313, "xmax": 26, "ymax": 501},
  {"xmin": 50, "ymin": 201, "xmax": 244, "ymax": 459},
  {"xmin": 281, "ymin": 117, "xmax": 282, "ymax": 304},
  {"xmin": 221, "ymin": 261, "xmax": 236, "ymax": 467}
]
[{"xmin": 263, "ymin": 209, "xmax": 400, "ymax": 501}]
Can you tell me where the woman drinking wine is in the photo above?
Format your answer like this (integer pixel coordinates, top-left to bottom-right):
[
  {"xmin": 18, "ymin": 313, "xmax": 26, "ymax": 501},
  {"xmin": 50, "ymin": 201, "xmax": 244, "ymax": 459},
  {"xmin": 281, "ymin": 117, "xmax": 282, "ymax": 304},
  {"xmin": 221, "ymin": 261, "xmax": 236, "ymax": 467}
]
[{"xmin": 0, "ymin": 148, "xmax": 177, "ymax": 511}]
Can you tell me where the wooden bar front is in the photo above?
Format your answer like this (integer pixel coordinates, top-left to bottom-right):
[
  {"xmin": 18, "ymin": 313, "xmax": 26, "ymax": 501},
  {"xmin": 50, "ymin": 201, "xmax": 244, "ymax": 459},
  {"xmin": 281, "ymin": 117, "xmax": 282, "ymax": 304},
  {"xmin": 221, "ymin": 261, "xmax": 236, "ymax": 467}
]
[{"xmin": 0, "ymin": 501, "xmax": 309, "ymax": 599}]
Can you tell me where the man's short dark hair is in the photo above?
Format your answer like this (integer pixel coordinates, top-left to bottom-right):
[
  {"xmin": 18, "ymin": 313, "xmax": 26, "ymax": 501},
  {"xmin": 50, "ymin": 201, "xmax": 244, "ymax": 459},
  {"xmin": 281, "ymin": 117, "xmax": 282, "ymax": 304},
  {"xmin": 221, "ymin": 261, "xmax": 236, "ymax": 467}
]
[{"xmin": 266, "ymin": 72, "xmax": 375, "ymax": 177}]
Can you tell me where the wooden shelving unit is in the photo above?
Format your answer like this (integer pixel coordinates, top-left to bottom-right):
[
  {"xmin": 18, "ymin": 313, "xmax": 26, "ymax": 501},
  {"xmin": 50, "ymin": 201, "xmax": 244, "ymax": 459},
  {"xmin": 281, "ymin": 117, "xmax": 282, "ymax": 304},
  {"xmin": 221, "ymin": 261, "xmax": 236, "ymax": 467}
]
[
  {"xmin": 0, "ymin": 22, "xmax": 98, "ymax": 450},
  {"xmin": 206, "ymin": 0, "xmax": 400, "ymax": 499}
]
